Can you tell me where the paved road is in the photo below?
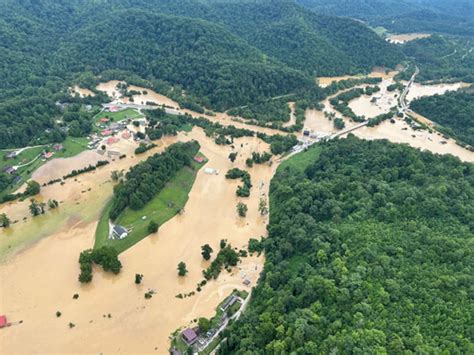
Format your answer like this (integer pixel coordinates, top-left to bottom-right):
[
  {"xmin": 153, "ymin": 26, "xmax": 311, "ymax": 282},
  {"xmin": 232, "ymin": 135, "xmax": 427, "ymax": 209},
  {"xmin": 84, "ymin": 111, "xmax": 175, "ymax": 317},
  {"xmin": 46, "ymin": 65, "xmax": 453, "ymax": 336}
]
[{"xmin": 399, "ymin": 65, "xmax": 419, "ymax": 113}]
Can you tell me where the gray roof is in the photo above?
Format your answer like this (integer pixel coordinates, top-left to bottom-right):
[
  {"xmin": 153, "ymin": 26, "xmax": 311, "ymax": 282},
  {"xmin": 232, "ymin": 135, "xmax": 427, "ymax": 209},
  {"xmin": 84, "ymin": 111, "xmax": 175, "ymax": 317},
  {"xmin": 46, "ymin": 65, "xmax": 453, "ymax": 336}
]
[{"xmin": 113, "ymin": 225, "xmax": 127, "ymax": 235}]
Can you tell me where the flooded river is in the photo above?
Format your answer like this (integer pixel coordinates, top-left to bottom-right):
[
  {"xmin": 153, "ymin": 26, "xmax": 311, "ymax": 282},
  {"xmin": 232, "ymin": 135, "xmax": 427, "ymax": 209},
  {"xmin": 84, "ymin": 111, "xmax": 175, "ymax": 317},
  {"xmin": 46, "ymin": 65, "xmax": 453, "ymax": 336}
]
[
  {"xmin": 0, "ymin": 129, "xmax": 273, "ymax": 353},
  {"xmin": 1, "ymin": 72, "xmax": 473, "ymax": 354}
]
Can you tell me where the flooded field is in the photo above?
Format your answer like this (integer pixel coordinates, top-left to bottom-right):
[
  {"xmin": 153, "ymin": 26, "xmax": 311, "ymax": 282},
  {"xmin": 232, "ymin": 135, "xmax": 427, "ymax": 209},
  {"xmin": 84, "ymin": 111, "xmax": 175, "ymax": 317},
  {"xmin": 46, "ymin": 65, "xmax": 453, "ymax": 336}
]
[
  {"xmin": 70, "ymin": 86, "xmax": 95, "ymax": 98},
  {"xmin": 317, "ymin": 67, "xmax": 398, "ymax": 87},
  {"xmin": 352, "ymin": 118, "xmax": 474, "ymax": 162},
  {"xmin": 0, "ymin": 129, "xmax": 272, "ymax": 353},
  {"xmin": 405, "ymin": 82, "xmax": 468, "ymax": 102},
  {"xmin": 2, "ymin": 70, "xmax": 473, "ymax": 354},
  {"xmin": 96, "ymin": 80, "xmax": 124, "ymax": 100},
  {"xmin": 387, "ymin": 33, "xmax": 431, "ymax": 44},
  {"xmin": 349, "ymin": 78, "xmax": 398, "ymax": 118}
]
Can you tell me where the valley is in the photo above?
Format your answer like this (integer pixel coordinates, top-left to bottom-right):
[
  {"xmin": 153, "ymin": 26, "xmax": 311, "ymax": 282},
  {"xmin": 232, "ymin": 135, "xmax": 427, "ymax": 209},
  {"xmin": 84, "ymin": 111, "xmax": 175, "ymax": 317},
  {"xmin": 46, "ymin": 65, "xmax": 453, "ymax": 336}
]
[{"xmin": 0, "ymin": 1, "xmax": 473, "ymax": 354}]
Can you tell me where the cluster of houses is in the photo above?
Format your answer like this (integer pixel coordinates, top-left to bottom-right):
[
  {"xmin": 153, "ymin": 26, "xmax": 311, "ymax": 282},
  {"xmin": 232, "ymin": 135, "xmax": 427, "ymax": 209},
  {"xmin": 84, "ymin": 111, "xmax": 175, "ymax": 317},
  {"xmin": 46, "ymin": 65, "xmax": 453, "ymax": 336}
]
[
  {"xmin": 2, "ymin": 144, "xmax": 64, "ymax": 180},
  {"xmin": 172, "ymin": 294, "xmax": 245, "ymax": 354}
]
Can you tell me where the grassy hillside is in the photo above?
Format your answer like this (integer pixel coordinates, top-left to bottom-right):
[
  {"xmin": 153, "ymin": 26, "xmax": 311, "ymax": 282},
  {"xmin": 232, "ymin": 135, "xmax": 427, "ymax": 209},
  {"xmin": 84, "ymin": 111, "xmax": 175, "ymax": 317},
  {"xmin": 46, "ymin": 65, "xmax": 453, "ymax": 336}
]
[{"xmin": 220, "ymin": 136, "xmax": 474, "ymax": 353}]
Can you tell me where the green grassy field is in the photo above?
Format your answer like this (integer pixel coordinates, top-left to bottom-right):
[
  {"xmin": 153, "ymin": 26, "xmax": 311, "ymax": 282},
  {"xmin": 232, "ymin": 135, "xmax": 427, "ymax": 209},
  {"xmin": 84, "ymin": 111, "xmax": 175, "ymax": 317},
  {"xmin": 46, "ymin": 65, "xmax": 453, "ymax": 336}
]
[
  {"xmin": 1, "ymin": 137, "xmax": 89, "ymax": 195},
  {"xmin": 94, "ymin": 108, "xmax": 143, "ymax": 124},
  {"xmin": 278, "ymin": 144, "xmax": 322, "ymax": 173},
  {"xmin": 94, "ymin": 156, "xmax": 205, "ymax": 254}
]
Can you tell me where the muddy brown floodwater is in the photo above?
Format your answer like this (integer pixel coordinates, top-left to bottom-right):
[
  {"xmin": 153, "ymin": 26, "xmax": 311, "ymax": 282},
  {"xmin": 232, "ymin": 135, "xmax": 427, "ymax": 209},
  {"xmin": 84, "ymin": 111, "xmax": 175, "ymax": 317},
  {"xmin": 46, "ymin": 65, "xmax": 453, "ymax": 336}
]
[
  {"xmin": 2, "ymin": 74, "xmax": 473, "ymax": 354},
  {"xmin": 0, "ymin": 129, "xmax": 274, "ymax": 354},
  {"xmin": 70, "ymin": 86, "xmax": 96, "ymax": 98},
  {"xmin": 387, "ymin": 33, "xmax": 431, "ymax": 44}
]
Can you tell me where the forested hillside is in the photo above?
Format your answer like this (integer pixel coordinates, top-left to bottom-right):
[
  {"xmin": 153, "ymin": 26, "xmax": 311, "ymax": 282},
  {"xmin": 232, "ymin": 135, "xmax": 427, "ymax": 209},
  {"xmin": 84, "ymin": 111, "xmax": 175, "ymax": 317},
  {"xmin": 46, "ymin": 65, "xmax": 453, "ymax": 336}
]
[
  {"xmin": 401, "ymin": 36, "xmax": 474, "ymax": 83},
  {"xmin": 298, "ymin": 0, "xmax": 474, "ymax": 36},
  {"xmin": 56, "ymin": 10, "xmax": 308, "ymax": 111},
  {"xmin": 0, "ymin": 0, "xmax": 405, "ymax": 148},
  {"xmin": 410, "ymin": 90, "xmax": 474, "ymax": 146},
  {"xmin": 0, "ymin": 0, "xmax": 402, "ymax": 106},
  {"xmin": 220, "ymin": 136, "xmax": 474, "ymax": 353}
]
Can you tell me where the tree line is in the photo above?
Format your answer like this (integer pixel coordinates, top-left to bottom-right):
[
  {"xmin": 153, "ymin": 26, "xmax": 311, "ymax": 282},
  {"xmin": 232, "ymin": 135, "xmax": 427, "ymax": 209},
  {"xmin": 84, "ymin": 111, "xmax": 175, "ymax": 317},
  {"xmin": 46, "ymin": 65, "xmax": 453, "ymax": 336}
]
[{"xmin": 220, "ymin": 136, "xmax": 473, "ymax": 353}]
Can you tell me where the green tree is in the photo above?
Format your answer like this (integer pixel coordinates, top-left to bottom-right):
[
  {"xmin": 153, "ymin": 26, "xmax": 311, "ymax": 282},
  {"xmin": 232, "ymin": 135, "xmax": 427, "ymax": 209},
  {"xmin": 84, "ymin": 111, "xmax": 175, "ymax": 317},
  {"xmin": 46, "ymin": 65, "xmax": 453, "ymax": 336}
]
[
  {"xmin": 24, "ymin": 180, "xmax": 40, "ymax": 197},
  {"xmin": 48, "ymin": 199, "xmax": 59, "ymax": 209},
  {"xmin": 0, "ymin": 213, "xmax": 10, "ymax": 227},
  {"xmin": 228, "ymin": 152, "xmax": 237, "ymax": 162},
  {"xmin": 258, "ymin": 197, "xmax": 268, "ymax": 215},
  {"xmin": 148, "ymin": 221, "xmax": 158, "ymax": 234},
  {"xmin": 237, "ymin": 202, "xmax": 248, "ymax": 217},
  {"xmin": 198, "ymin": 317, "xmax": 211, "ymax": 333},
  {"xmin": 201, "ymin": 244, "xmax": 213, "ymax": 260},
  {"xmin": 177, "ymin": 262, "xmax": 188, "ymax": 276},
  {"xmin": 334, "ymin": 118, "xmax": 345, "ymax": 130},
  {"xmin": 135, "ymin": 273, "xmax": 143, "ymax": 284}
]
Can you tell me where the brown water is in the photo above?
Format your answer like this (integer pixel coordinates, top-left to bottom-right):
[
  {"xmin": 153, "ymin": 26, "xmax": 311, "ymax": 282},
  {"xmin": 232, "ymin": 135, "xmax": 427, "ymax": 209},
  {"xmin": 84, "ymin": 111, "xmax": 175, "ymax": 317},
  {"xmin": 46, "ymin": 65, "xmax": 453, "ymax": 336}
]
[
  {"xmin": 387, "ymin": 33, "xmax": 431, "ymax": 44},
  {"xmin": 405, "ymin": 82, "xmax": 468, "ymax": 102},
  {"xmin": 70, "ymin": 86, "xmax": 96, "ymax": 98},
  {"xmin": 0, "ymin": 129, "xmax": 272, "ymax": 354},
  {"xmin": 349, "ymin": 78, "xmax": 398, "ymax": 118}
]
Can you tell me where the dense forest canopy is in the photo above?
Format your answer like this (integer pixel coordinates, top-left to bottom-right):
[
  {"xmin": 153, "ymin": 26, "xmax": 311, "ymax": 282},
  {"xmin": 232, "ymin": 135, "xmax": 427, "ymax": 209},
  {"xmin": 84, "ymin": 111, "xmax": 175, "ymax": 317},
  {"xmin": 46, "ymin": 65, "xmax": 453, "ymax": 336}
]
[
  {"xmin": 400, "ymin": 36, "xmax": 474, "ymax": 83},
  {"xmin": 109, "ymin": 141, "xmax": 200, "ymax": 220},
  {"xmin": 220, "ymin": 136, "xmax": 474, "ymax": 353},
  {"xmin": 410, "ymin": 89, "xmax": 474, "ymax": 147},
  {"xmin": 298, "ymin": 0, "xmax": 474, "ymax": 36},
  {"xmin": 0, "ymin": 0, "xmax": 406, "ymax": 148}
]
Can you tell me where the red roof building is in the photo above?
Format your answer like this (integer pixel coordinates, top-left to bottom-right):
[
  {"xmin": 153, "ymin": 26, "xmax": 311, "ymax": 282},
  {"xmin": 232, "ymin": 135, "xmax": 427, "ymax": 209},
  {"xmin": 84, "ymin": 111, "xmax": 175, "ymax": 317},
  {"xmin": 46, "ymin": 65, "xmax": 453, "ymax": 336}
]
[
  {"xmin": 193, "ymin": 156, "xmax": 205, "ymax": 163},
  {"xmin": 101, "ymin": 129, "xmax": 113, "ymax": 136},
  {"xmin": 107, "ymin": 137, "xmax": 119, "ymax": 145},
  {"xmin": 122, "ymin": 131, "xmax": 131, "ymax": 139},
  {"xmin": 100, "ymin": 117, "xmax": 110, "ymax": 123},
  {"xmin": 43, "ymin": 152, "xmax": 54, "ymax": 159},
  {"xmin": 0, "ymin": 315, "xmax": 7, "ymax": 328}
]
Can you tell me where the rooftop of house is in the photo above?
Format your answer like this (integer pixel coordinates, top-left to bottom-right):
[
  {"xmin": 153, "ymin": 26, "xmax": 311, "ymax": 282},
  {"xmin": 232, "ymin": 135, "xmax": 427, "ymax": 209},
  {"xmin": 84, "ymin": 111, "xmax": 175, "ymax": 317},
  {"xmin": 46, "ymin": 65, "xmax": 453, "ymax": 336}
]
[
  {"xmin": 182, "ymin": 328, "xmax": 198, "ymax": 343},
  {"xmin": 113, "ymin": 225, "xmax": 128, "ymax": 236}
]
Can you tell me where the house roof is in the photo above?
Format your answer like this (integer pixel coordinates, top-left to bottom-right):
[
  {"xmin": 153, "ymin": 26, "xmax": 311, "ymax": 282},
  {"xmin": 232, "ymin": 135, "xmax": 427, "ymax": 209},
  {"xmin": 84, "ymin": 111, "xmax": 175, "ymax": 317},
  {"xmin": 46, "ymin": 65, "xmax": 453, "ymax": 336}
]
[
  {"xmin": 182, "ymin": 328, "xmax": 197, "ymax": 342},
  {"xmin": 0, "ymin": 315, "xmax": 7, "ymax": 328},
  {"xmin": 113, "ymin": 225, "xmax": 127, "ymax": 236}
]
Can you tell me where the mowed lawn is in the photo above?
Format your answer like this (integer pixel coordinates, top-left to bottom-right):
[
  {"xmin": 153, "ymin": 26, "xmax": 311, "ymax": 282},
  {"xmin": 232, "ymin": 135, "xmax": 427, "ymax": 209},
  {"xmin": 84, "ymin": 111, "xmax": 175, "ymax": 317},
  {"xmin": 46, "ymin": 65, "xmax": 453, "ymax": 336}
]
[
  {"xmin": 94, "ymin": 108, "xmax": 143, "ymax": 124},
  {"xmin": 277, "ymin": 144, "xmax": 322, "ymax": 173},
  {"xmin": 1, "ymin": 137, "xmax": 88, "ymax": 195},
  {"xmin": 94, "ymin": 157, "xmax": 205, "ymax": 254}
]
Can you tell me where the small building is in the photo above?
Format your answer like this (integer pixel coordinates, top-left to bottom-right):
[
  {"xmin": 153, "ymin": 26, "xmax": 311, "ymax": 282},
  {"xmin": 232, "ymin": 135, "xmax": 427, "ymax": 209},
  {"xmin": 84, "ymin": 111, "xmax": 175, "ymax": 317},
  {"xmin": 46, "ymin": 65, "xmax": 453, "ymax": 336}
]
[
  {"xmin": 100, "ymin": 117, "xmax": 110, "ymax": 123},
  {"xmin": 43, "ymin": 152, "xmax": 54, "ymax": 159},
  {"xmin": 111, "ymin": 225, "xmax": 128, "ymax": 240},
  {"xmin": 101, "ymin": 129, "xmax": 113, "ymax": 136},
  {"xmin": 220, "ymin": 295, "xmax": 238, "ymax": 312},
  {"xmin": 204, "ymin": 168, "xmax": 218, "ymax": 175},
  {"xmin": 6, "ymin": 151, "xmax": 18, "ymax": 159},
  {"xmin": 122, "ymin": 131, "xmax": 131, "ymax": 139},
  {"xmin": 107, "ymin": 137, "xmax": 119, "ymax": 145},
  {"xmin": 193, "ymin": 156, "xmax": 205, "ymax": 163},
  {"xmin": 53, "ymin": 143, "xmax": 64, "ymax": 151},
  {"xmin": 108, "ymin": 105, "xmax": 122, "ymax": 113},
  {"xmin": 181, "ymin": 328, "xmax": 198, "ymax": 345},
  {"xmin": 303, "ymin": 130, "xmax": 310, "ymax": 136},
  {"xmin": 243, "ymin": 278, "xmax": 251, "ymax": 286},
  {"xmin": 0, "ymin": 315, "xmax": 7, "ymax": 328},
  {"xmin": 107, "ymin": 150, "xmax": 121, "ymax": 157},
  {"xmin": 4, "ymin": 166, "xmax": 16, "ymax": 175}
]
